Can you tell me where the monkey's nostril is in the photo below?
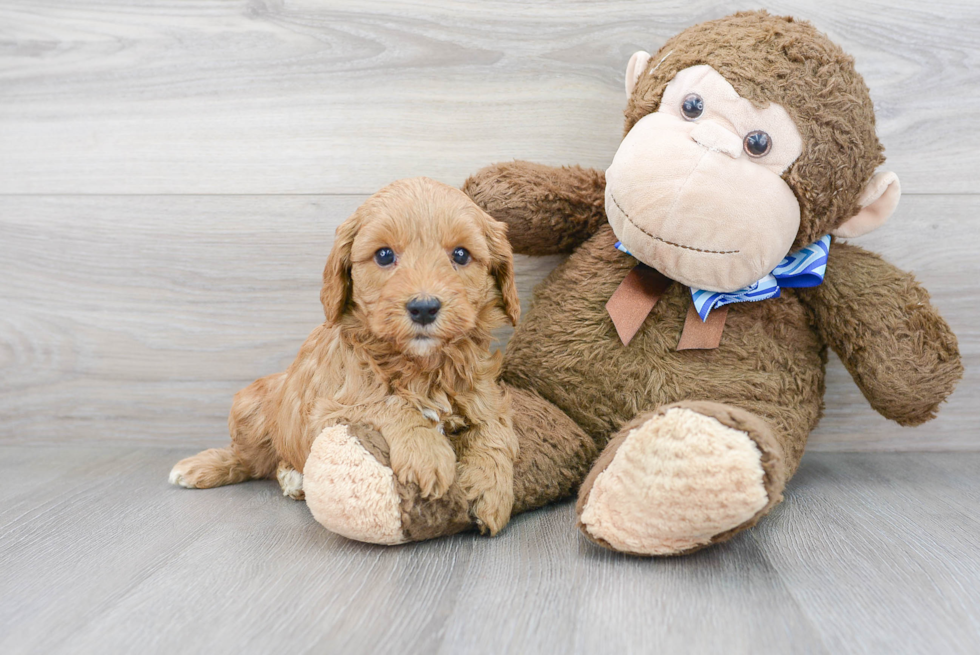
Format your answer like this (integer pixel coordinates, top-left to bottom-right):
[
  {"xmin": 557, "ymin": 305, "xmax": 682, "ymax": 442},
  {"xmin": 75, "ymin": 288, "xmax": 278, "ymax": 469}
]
[{"xmin": 406, "ymin": 297, "xmax": 441, "ymax": 325}]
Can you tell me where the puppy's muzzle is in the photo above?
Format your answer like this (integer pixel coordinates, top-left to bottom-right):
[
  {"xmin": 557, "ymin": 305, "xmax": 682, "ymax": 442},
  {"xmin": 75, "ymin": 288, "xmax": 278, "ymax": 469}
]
[{"xmin": 406, "ymin": 296, "xmax": 441, "ymax": 326}]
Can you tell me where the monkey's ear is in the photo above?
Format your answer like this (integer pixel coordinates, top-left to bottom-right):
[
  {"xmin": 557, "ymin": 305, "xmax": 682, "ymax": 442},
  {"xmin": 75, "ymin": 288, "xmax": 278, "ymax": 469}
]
[
  {"xmin": 832, "ymin": 172, "xmax": 902, "ymax": 238},
  {"xmin": 625, "ymin": 51, "xmax": 652, "ymax": 98}
]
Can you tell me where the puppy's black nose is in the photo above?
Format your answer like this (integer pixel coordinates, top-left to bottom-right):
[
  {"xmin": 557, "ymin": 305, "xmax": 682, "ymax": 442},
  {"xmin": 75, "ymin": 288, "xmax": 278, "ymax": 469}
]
[{"xmin": 406, "ymin": 297, "xmax": 441, "ymax": 325}]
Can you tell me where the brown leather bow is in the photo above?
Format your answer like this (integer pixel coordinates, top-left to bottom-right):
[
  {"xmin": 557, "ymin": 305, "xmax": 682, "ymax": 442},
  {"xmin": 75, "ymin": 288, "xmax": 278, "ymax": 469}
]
[{"xmin": 606, "ymin": 264, "xmax": 728, "ymax": 350}]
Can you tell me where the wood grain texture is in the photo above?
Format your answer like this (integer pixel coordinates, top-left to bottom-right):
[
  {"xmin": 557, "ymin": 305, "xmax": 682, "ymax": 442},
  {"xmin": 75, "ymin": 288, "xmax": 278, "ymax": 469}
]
[
  {"xmin": 1, "ymin": 0, "xmax": 978, "ymax": 194},
  {"xmin": 0, "ymin": 447, "xmax": 978, "ymax": 654},
  {"xmin": 754, "ymin": 454, "xmax": 980, "ymax": 654},
  {"xmin": 1, "ymin": 194, "xmax": 975, "ymax": 450}
]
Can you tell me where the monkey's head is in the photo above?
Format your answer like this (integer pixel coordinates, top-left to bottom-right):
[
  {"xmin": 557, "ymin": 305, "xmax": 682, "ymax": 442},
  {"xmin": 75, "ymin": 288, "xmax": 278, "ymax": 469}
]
[{"xmin": 606, "ymin": 11, "xmax": 901, "ymax": 292}]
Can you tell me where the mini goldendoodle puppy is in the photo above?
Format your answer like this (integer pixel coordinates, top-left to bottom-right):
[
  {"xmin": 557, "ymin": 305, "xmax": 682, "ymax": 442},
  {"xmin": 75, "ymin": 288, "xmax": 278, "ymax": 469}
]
[{"xmin": 170, "ymin": 177, "xmax": 521, "ymax": 534}]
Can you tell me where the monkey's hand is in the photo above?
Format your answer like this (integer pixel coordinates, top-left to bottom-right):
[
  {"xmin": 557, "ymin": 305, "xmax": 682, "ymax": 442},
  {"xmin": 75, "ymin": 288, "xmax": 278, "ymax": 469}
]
[
  {"xmin": 462, "ymin": 161, "xmax": 607, "ymax": 256},
  {"xmin": 797, "ymin": 241, "xmax": 963, "ymax": 426}
]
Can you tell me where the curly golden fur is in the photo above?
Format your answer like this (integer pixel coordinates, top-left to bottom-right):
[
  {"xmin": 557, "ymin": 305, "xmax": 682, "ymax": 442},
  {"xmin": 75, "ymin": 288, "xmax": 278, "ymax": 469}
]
[{"xmin": 170, "ymin": 178, "xmax": 521, "ymax": 535}]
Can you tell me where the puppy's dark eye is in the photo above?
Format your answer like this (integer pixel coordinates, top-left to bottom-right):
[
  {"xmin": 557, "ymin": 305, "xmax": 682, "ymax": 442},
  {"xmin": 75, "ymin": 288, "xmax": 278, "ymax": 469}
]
[
  {"xmin": 744, "ymin": 130, "xmax": 772, "ymax": 157},
  {"xmin": 374, "ymin": 247, "xmax": 395, "ymax": 267},
  {"xmin": 681, "ymin": 93, "xmax": 704, "ymax": 120},
  {"xmin": 451, "ymin": 247, "xmax": 471, "ymax": 266}
]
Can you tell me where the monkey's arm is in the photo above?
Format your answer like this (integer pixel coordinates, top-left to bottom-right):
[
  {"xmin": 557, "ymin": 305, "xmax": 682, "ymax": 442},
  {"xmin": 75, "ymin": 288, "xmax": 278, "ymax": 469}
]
[
  {"xmin": 462, "ymin": 161, "xmax": 607, "ymax": 255},
  {"xmin": 797, "ymin": 241, "xmax": 963, "ymax": 426}
]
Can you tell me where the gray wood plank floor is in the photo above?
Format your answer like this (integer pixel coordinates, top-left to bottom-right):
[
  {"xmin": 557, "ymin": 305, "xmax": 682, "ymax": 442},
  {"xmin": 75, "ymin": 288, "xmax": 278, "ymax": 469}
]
[{"xmin": 1, "ymin": 447, "xmax": 978, "ymax": 655}]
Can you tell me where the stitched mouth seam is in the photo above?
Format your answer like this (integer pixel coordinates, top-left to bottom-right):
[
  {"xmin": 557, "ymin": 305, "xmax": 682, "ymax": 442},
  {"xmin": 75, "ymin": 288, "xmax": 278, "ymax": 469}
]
[{"xmin": 608, "ymin": 192, "xmax": 740, "ymax": 255}]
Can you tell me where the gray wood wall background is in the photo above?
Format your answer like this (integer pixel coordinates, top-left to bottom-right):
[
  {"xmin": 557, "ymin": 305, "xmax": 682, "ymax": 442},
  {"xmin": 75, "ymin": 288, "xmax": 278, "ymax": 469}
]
[{"xmin": 2, "ymin": 0, "xmax": 977, "ymax": 451}]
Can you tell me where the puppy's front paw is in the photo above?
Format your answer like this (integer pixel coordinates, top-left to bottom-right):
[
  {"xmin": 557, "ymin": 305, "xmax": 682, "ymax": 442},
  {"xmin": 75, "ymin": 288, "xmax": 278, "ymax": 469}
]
[
  {"xmin": 389, "ymin": 434, "xmax": 456, "ymax": 499},
  {"xmin": 459, "ymin": 466, "xmax": 514, "ymax": 536},
  {"xmin": 471, "ymin": 487, "xmax": 514, "ymax": 537}
]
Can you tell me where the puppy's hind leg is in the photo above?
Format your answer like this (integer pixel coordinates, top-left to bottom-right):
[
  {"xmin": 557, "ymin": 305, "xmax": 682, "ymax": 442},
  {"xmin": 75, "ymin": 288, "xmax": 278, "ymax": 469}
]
[
  {"xmin": 170, "ymin": 372, "xmax": 282, "ymax": 489},
  {"xmin": 276, "ymin": 461, "xmax": 305, "ymax": 500},
  {"xmin": 169, "ymin": 446, "xmax": 253, "ymax": 489}
]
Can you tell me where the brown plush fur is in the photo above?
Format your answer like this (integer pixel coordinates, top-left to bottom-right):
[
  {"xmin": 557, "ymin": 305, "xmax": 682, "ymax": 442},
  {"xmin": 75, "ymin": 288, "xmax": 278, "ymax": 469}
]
[
  {"xmin": 170, "ymin": 178, "xmax": 522, "ymax": 535},
  {"xmin": 370, "ymin": 11, "xmax": 962, "ymax": 552},
  {"xmin": 798, "ymin": 241, "xmax": 963, "ymax": 426},
  {"xmin": 462, "ymin": 162, "xmax": 607, "ymax": 255},
  {"xmin": 502, "ymin": 223, "xmax": 824, "ymax": 478}
]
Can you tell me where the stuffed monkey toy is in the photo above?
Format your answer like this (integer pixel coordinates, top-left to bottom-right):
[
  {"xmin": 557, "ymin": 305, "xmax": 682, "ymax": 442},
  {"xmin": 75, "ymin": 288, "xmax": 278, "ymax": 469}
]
[{"xmin": 304, "ymin": 11, "xmax": 962, "ymax": 555}]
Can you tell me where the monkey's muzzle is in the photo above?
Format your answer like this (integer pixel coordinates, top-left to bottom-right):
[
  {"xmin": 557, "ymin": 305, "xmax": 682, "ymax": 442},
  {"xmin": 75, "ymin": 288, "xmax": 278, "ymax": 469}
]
[{"xmin": 605, "ymin": 112, "xmax": 801, "ymax": 293}]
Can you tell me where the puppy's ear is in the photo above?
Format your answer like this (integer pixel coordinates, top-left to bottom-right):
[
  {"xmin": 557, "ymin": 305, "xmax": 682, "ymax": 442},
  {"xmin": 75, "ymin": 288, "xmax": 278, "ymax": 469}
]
[
  {"xmin": 321, "ymin": 210, "xmax": 362, "ymax": 324},
  {"xmin": 483, "ymin": 213, "xmax": 521, "ymax": 326}
]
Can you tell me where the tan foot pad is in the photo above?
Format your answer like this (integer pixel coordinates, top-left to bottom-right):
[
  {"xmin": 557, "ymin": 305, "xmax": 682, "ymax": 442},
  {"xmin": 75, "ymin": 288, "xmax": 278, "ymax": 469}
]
[
  {"xmin": 304, "ymin": 425, "xmax": 407, "ymax": 545},
  {"xmin": 580, "ymin": 408, "xmax": 768, "ymax": 555}
]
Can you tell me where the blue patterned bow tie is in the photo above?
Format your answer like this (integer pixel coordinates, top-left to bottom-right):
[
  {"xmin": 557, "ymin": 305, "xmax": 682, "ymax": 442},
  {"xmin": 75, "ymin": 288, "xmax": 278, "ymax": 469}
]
[{"xmin": 614, "ymin": 235, "xmax": 831, "ymax": 321}]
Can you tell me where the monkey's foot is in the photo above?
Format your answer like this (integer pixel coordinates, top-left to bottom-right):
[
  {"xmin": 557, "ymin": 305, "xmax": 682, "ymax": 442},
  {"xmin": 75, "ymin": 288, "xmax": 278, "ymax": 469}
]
[
  {"xmin": 576, "ymin": 402, "xmax": 787, "ymax": 556},
  {"xmin": 303, "ymin": 425, "xmax": 472, "ymax": 545},
  {"xmin": 304, "ymin": 425, "xmax": 407, "ymax": 545}
]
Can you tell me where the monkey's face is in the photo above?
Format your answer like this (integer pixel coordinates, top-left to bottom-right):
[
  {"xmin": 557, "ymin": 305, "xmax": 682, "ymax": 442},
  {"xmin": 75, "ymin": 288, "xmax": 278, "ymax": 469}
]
[{"xmin": 606, "ymin": 65, "xmax": 805, "ymax": 292}]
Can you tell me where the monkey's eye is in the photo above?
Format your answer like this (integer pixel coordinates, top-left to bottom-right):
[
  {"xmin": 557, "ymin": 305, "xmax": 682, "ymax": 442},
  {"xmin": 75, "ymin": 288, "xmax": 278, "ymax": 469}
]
[
  {"xmin": 744, "ymin": 130, "xmax": 772, "ymax": 157},
  {"xmin": 681, "ymin": 94, "xmax": 704, "ymax": 120},
  {"xmin": 451, "ymin": 247, "xmax": 471, "ymax": 266},
  {"xmin": 374, "ymin": 247, "xmax": 396, "ymax": 267}
]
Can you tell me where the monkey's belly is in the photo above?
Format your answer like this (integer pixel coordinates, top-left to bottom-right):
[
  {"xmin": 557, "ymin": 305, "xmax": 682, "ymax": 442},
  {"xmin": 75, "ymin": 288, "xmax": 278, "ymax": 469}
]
[{"xmin": 501, "ymin": 226, "xmax": 826, "ymax": 443}]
